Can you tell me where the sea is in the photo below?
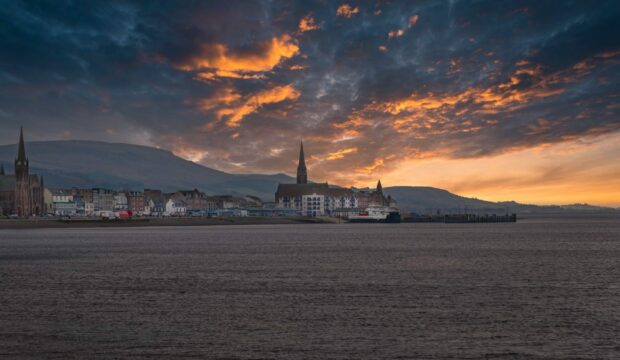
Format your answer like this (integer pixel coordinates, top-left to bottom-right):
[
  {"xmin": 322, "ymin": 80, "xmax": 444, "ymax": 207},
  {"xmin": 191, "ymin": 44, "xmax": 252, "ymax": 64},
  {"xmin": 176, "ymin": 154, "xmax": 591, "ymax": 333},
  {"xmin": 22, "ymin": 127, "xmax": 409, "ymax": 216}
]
[{"xmin": 1, "ymin": 215, "xmax": 619, "ymax": 359}]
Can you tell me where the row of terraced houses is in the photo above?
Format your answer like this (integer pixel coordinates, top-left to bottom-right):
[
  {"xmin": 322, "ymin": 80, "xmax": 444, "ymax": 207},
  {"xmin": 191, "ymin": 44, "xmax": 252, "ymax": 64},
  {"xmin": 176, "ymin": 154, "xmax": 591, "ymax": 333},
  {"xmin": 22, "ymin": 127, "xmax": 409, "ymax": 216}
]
[{"xmin": 45, "ymin": 188, "xmax": 266, "ymax": 217}]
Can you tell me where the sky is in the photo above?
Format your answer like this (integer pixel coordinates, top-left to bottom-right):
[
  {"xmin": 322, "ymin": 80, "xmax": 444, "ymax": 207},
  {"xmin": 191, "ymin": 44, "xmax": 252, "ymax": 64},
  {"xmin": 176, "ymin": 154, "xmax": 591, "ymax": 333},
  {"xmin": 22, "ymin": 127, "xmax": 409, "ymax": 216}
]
[{"xmin": 1, "ymin": 0, "xmax": 619, "ymax": 206}]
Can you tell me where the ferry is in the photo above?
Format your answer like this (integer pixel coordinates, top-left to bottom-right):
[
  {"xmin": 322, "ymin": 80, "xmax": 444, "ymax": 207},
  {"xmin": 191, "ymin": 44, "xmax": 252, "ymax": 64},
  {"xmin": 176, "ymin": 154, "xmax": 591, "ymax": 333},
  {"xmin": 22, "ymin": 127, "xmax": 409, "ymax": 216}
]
[{"xmin": 348, "ymin": 205, "xmax": 401, "ymax": 223}]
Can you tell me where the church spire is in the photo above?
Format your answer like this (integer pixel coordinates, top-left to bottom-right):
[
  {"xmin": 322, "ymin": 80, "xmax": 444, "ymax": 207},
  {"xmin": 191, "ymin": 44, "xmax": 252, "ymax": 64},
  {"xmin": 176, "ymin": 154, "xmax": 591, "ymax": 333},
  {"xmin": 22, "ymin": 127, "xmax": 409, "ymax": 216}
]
[
  {"xmin": 17, "ymin": 126, "xmax": 27, "ymax": 162},
  {"xmin": 296, "ymin": 141, "xmax": 308, "ymax": 184},
  {"xmin": 376, "ymin": 179, "xmax": 383, "ymax": 194},
  {"xmin": 15, "ymin": 126, "xmax": 29, "ymax": 179}
]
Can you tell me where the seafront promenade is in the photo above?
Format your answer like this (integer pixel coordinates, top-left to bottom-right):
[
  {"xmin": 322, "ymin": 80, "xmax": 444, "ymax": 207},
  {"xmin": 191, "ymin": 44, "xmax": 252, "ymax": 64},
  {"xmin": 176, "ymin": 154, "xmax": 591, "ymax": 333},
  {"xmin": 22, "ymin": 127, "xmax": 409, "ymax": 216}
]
[{"xmin": 0, "ymin": 216, "xmax": 339, "ymax": 230}]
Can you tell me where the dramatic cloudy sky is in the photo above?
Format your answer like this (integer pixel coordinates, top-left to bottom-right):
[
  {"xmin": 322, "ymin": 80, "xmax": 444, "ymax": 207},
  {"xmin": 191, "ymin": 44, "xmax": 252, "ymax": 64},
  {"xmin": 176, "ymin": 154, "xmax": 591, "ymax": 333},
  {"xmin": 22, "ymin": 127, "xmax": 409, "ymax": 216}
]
[{"xmin": 1, "ymin": 0, "xmax": 619, "ymax": 205}]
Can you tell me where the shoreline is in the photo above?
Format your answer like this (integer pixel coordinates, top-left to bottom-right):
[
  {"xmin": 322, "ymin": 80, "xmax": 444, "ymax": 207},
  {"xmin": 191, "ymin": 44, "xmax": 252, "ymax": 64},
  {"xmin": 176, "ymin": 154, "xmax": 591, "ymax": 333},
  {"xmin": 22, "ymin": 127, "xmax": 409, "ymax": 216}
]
[
  {"xmin": 1, "ymin": 212, "xmax": 616, "ymax": 230},
  {"xmin": 0, "ymin": 216, "xmax": 341, "ymax": 230}
]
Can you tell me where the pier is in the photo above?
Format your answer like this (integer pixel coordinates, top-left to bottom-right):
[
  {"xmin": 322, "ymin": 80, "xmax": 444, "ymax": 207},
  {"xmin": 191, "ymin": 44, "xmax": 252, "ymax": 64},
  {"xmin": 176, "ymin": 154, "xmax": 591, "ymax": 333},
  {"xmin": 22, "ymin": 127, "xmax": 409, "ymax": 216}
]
[{"xmin": 403, "ymin": 213, "xmax": 517, "ymax": 223}]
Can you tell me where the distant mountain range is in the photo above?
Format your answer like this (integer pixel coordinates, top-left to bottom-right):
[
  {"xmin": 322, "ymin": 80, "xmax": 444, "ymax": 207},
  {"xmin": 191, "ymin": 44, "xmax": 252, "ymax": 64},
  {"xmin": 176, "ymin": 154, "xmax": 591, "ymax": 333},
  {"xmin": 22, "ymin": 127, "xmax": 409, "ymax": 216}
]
[
  {"xmin": 0, "ymin": 140, "xmax": 616, "ymax": 213},
  {"xmin": 382, "ymin": 187, "xmax": 616, "ymax": 214}
]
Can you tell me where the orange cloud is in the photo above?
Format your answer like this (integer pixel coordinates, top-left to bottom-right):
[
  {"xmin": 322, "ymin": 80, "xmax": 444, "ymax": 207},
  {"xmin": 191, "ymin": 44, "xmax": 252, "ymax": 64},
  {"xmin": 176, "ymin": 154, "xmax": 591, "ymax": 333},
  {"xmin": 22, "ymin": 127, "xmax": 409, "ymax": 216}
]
[
  {"xmin": 209, "ymin": 84, "xmax": 301, "ymax": 127},
  {"xmin": 597, "ymin": 49, "xmax": 620, "ymax": 59},
  {"xmin": 336, "ymin": 4, "xmax": 359, "ymax": 18},
  {"xmin": 408, "ymin": 15, "xmax": 419, "ymax": 28},
  {"xmin": 370, "ymin": 61, "xmax": 575, "ymax": 121},
  {"xmin": 388, "ymin": 29, "xmax": 404, "ymax": 39},
  {"xmin": 332, "ymin": 58, "xmax": 600, "ymax": 144},
  {"xmin": 359, "ymin": 158, "xmax": 384, "ymax": 174},
  {"xmin": 299, "ymin": 15, "xmax": 319, "ymax": 32},
  {"xmin": 178, "ymin": 34, "xmax": 299, "ymax": 79},
  {"xmin": 196, "ymin": 70, "xmax": 266, "ymax": 81},
  {"xmin": 377, "ymin": 89, "xmax": 477, "ymax": 115},
  {"xmin": 197, "ymin": 87, "xmax": 241, "ymax": 112},
  {"xmin": 326, "ymin": 147, "xmax": 358, "ymax": 160},
  {"xmin": 386, "ymin": 15, "xmax": 418, "ymax": 40}
]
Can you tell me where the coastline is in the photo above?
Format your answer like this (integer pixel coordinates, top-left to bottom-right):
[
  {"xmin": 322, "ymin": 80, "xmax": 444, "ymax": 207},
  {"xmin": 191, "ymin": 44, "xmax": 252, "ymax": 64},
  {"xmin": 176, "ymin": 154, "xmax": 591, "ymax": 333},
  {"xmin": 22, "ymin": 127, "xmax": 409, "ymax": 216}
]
[
  {"xmin": 0, "ymin": 216, "xmax": 341, "ymax": 230},
  {"xmin": 2, "ymin": 212, "xmax": 616, "ymax": 230}
]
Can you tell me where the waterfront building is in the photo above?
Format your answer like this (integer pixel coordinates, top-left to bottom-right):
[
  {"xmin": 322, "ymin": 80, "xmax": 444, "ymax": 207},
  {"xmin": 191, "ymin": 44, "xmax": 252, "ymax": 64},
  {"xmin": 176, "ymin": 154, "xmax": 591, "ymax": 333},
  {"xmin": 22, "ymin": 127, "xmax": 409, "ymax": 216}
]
[
  {"xmin": 51, "ymin": 189, "xmax": 77, "ymax": 216},
  {"xmin": 303, "ymin": 193, "xmax": 325, "ymax": 216},
  {"xmin": 0, "ymin": 128, "xmax": 46, "ymax": 217},
  {"xmin": 171, "ymin": 189, "xmax": 209, "ymax": 212},
  {"xmin": 43, "ymin": 188, "xmax": 53, "ymax": 214},
  {"xmin": 207, "ymin": 195, "xmax": 237, "ymax": 209},
  {"xmin": 126, "ymin": 191, "xmax": 144, "ymax": 214},
  {"xmin": 71, "ymin": 188, "xmax": 93, "ymax": 204},
  {"xmin": 165, "ymin": 198, "xmax": 186, "ymax": 216},
  {"xmin": 0, "ymin": 173, "xmax": 15, "ymax": 216},
  {"xmin": 207, "ymin": 195, "xmax": 259, "ymax": 210},
  {"xmin": 84, "ymin": 202, "xmax": 95, "ymax": 216},
  {"xmin": 49, "ymin": 189, "xmax": 90, "ymax": 216},
  {"xmin": 144, "ymin": 189, "xmax": 165, "ymax": 216},
  {"xmin": 351, "ymin": 182, "xmax": 391, "ymax": 208},
  {"xmin": 51, "ymin": 189, "xmax": 73, "ymax": 204},
  {"xmin": 113, "ymin": 192, "xmax": 128, "ymax": 211},
  {"xmin": 92, "ymin": 188, "xmax": 114, "ymax": 212},
  {"xmin": 143, "ymin": 199, "xmax": 154, "ymax": 216}
]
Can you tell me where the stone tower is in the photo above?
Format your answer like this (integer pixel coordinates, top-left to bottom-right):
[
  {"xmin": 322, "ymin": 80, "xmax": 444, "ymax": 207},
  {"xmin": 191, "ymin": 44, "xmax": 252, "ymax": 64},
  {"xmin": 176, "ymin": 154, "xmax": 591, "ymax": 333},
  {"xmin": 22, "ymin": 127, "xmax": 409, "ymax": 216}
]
[
  {"xmin": 296, "ymin": 141, "xmax": 308, "ymax": 184},
  {"xmin": 14, "ymin": 127, "xmax": 31, "ymax": 217}
]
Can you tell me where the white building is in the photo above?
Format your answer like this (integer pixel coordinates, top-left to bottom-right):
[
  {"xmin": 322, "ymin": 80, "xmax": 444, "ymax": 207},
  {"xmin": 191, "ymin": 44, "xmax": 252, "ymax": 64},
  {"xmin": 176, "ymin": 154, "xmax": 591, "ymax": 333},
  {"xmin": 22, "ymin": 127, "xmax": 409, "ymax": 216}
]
[
  {"xmin": 52, "ymin": 190, "xmax": 72, "ymax": 204},
  {"xmin": 276, "ymin": 183, "xmax": 368, "ymax": 217},
  {"xmin": 113, "ymin": 193, "xmax": 128, "ymax": 211},
  {"xmin": 51, "ymin": 189, "xmax": 77, "ymax": 216},
  {"xmin": 143, "ymin": 199, "xmax": 155, "ymax": 216},
  {"xmin": 302, "ymin": 193, "xmax": 325, "ymax": 216},
  {"xmin": 84, "ymin": 202, "xmax": 95, "ymax": 216},
  {"xmin": 92, "ymin": 188, "xmax": 114, "ymax": 211},
  {"xmin": 165, "ymin": 199, "xmax": 186, "ymax": 216}
]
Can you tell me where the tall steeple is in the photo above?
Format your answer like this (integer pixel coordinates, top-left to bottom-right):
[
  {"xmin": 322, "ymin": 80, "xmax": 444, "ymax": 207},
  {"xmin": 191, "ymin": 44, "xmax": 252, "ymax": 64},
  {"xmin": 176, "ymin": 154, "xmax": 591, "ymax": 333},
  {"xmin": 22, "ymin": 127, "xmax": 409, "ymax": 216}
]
[
  {"xmin": 296, "ymin": 141, "xmax": 308, "ymax": 184},
  {"xmin": 15, "ymin": 126, "xmax": 29, "ymax": 179},
  {"xmin": 14, "ymin": 126, "xmax": 31, "ymax": 217},
  {"xmin": 17, "ymin": 126, "xmax": 27, "ymax": 163},
  {"xmin": 376, "ymin": 179, "xmax": 383, "ymax": 194}
]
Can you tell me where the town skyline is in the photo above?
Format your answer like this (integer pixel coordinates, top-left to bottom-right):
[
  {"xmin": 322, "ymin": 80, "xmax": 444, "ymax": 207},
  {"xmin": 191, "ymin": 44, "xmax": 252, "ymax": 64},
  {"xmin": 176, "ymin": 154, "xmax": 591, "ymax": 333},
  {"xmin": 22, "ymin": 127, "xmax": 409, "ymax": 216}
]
[
  {"xmin": 1, "ymin": 1, "xmax": 619, "ymax": 206},
  {"xmin": 1, "ymin": 127, "xmax": 397, "ymax": 218}
]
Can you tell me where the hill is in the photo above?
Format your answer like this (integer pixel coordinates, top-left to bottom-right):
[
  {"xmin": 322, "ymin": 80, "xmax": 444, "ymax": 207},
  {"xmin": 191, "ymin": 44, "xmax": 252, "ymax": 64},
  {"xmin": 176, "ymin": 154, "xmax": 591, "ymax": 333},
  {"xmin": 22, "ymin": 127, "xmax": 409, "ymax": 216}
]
[
  {"xmin": 0, "ymin": 140, "xmax": 292, "ymax": 200},
  {"xmin": 383, "ymin": 186, "xmax": 508, "ymax": 213},
  {"xmin": 383, "ymin": 186, "xmax": 616, "ymax": 214}
]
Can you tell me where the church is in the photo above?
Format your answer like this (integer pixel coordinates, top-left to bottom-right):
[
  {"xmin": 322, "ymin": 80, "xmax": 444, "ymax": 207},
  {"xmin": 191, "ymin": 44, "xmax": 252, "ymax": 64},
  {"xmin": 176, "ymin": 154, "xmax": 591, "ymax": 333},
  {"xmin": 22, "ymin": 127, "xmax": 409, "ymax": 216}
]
[
  {"xmin": 0, "ymin": 128, "xmax": 46, "ymax": 217},
  {"xmin": 275, "ymin": 142, "xmax": 392, "ymax": 216}
]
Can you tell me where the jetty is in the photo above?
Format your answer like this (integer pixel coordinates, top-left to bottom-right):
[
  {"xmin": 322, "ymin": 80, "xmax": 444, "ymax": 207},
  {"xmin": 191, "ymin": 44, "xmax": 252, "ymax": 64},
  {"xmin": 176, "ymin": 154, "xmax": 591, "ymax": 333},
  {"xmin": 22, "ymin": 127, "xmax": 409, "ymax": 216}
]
[{"xmin": 403, "ymin": 213, "xmax": 517, "ymax": 223}]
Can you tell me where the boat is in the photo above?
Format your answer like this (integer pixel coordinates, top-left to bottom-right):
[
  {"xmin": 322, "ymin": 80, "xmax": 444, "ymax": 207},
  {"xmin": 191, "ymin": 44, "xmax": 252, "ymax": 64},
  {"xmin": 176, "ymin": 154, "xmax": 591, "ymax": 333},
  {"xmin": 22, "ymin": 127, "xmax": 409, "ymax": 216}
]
[{"xmin": 348, "ymin": 205, "xmax": 401, "ymax": 223}]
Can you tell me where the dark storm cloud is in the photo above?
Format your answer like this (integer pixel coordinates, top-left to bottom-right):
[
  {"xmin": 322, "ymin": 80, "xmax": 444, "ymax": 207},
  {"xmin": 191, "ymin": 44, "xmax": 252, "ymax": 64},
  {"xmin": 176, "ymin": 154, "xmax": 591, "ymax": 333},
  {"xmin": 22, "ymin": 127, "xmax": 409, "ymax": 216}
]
[{"xmin": 0, "ymin": 0, "xmax": 619, "ymax": 182}]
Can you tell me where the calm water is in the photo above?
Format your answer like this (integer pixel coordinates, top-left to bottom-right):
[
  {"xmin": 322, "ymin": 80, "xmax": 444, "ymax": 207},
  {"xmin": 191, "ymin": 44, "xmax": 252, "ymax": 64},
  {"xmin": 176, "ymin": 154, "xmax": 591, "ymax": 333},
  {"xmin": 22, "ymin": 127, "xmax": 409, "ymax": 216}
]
[{"xmin": 1, "ymin": 218, "xmax": 619, "ymax": 359}]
